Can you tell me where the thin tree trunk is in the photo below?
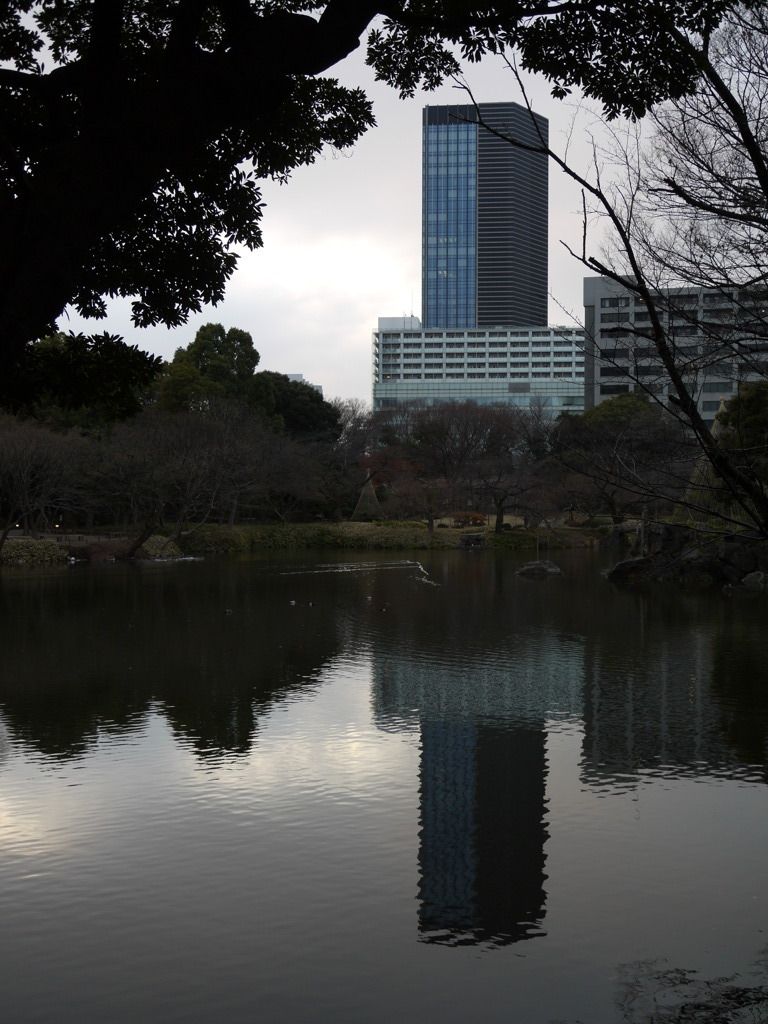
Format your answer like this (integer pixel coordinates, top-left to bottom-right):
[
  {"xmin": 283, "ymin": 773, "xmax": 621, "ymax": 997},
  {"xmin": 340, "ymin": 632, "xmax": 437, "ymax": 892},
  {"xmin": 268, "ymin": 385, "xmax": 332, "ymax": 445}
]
[
  {"xmin": 494, "ymin": 499, "xmax": 505, "ymax": 533},
  {"xmin": 120, "ymin": 516, "xmax": 158, "ymax": 559}
]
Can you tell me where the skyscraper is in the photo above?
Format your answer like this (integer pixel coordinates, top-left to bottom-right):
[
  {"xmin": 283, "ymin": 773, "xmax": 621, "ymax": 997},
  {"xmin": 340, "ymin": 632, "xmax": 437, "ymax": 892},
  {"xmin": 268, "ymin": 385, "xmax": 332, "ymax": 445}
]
[{"xmin": 422, "ymin": 102, "xmax": 549, "ymax": 329}]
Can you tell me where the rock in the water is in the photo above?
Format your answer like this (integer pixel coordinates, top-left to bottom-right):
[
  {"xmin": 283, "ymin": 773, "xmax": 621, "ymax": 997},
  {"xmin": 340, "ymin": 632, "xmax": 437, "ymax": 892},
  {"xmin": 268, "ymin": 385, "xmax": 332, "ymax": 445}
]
[
  {"xmin": 604, "ymin": 557, "xmax": 653, "ymax": 583},
  {"xmin": 517, "ymin": 560, "xmax": 563, "ymax": 577},
  {"xmin": 742, "ymin": 570, "xmax": 767, "ymax": 590}
]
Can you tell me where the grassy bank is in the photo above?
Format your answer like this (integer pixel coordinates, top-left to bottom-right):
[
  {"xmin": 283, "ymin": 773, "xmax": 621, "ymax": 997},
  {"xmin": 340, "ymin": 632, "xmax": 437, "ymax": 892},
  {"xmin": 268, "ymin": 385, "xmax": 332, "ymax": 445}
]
[
  {"xmin": 175, "ymin": 521, "xmax": 600, "ymax": 556},
  {"xmin": 0, "ymin": 522, "xmax": 601, "ymax": 565}
]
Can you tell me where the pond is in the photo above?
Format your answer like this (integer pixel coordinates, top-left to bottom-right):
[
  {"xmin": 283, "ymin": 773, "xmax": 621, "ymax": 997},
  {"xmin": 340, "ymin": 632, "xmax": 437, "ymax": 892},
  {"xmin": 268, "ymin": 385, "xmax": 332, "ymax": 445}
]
[{"xmin": 0, "ymin": 548, "xmax": 767, "ymax": 1023}]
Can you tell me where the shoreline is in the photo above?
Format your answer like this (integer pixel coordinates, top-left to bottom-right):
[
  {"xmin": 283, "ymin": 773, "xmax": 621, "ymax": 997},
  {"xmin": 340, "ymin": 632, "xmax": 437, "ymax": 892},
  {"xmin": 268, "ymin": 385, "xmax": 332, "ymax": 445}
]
[{"xmin": 0, "ymin": 521, "xmax": 602, "ymax": 566}]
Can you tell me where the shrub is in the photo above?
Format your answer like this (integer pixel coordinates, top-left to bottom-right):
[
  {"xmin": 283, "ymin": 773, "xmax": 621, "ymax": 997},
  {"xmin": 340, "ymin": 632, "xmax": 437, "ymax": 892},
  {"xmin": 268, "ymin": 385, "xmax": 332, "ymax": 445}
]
[
  {"xmin": 137, "ymin": 535, "xmax": 183, "ymax": 559},
  {"xmin": 1, "ymin": 537, "xmax": 68, "ymax": 566},
  {"xmin": 487, "ymin": 530, "xmax": 537, "ymax": 551},
  {"xmin": 453, "ymin": 512, "xmax": 487, "ymax": 527}
]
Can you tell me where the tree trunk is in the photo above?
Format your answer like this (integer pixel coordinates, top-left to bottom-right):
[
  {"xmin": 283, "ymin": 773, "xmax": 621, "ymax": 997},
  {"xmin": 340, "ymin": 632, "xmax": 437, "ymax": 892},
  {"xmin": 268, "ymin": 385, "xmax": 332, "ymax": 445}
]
[
  {"xmin": 120, "ymin": 516, "xmax": 158, "ymax": 559},
  {"xmin": 227, "ymin": 496, "xmax": 238, "ymax": 529},
  {"xmin": 494, "ymin": 499, "xmax": 505, "ymax": 533}
]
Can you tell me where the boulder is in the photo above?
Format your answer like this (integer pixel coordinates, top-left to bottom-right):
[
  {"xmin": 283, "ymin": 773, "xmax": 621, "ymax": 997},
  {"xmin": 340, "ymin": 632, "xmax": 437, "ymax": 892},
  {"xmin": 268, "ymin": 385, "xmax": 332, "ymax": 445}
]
[
  {"xmin": 604, "ymin": 556, "xmax": 653, "ymax": 583},
  {"xmin": 742, "ymin": 571, "xmax": 767, "ymax": 590},
  {"xmin": 517, "ymin": 559, "xmax": 563, "ymax": 577}
]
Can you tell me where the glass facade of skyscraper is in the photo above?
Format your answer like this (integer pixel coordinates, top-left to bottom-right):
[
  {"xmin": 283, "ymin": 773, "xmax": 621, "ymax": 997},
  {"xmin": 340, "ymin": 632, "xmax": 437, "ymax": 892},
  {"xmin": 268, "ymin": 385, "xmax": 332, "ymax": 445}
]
[
  {"xmin": 422, "ymin": 103, "xmax": 548, "ymax": 329},
  {"xmin": 422, "ymin": 120, "xmax": 477, "ymax": 328}
]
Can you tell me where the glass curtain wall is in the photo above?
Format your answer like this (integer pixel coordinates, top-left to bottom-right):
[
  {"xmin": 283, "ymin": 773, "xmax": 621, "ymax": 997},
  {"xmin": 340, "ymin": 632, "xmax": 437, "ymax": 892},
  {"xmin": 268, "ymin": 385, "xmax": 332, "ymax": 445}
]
[{"xmin": 422, "ymin": 117, "xmax": 477, "ymax": 329}]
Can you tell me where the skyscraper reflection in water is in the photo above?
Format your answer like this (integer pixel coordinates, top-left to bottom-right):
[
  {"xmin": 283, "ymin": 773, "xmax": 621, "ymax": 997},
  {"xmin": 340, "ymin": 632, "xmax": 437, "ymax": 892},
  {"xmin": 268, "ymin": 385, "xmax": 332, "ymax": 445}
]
[{"xmin": 418, "ymin": 719, "xmax": 548, "ymax": 946}]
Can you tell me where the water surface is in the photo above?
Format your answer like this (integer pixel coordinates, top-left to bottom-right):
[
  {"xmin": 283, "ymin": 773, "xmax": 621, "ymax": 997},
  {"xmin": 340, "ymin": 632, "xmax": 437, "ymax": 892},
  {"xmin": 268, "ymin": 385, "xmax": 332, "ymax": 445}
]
[{"xmin": 1, "ymin": 549, "xmax": 766, "ymax": 1023}]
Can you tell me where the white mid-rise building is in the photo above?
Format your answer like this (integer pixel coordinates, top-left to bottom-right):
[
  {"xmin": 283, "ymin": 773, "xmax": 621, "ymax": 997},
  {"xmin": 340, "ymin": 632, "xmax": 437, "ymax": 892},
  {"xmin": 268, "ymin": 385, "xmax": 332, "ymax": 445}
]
[{"xmin": 372, "ymin": 317, "xmax": 585, "ymax": 413}]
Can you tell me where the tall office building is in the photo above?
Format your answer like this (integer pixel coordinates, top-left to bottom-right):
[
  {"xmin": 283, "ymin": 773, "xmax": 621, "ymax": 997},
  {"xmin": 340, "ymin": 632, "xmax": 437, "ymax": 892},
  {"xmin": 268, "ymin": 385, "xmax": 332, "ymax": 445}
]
[
  {"xmin": 422, "ymin": 102, "xmax": 549, "ymax": 329},
  {"xmin": 583, "ymin": 275, "xmax": 768, "ymax": 425}
]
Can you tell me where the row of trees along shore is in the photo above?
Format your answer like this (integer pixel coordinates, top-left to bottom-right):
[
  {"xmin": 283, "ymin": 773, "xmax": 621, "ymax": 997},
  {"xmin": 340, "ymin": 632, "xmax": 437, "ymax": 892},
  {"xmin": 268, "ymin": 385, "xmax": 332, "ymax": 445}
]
[
  {"xmin": 1, "ymin": 315, "xmax": 766, "ymax": 555},
  {"xmin": 0, "ymin": 2, "xmax": 767, "ymax": 547}
]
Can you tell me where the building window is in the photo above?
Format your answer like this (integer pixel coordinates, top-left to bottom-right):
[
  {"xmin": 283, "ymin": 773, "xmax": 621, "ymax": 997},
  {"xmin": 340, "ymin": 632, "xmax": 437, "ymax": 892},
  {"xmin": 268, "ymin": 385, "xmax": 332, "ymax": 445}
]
[
  {"xmin": 424, "ymin": 373, "xmax": 443, "ymax": 379},
  {"xmin": 600, "ymin": 296, "xmax": 631, "ymax": 308},
  {"xmin": 702, "ymin": 381, "xmax": 733, "ymax": 392},
  {"xmin": 600, "ymin": 384, "xmax": 630, "ymax": 395},
  {"xmin": 445, "ymin": 373, "xmax": 465, "ymax": 379}
]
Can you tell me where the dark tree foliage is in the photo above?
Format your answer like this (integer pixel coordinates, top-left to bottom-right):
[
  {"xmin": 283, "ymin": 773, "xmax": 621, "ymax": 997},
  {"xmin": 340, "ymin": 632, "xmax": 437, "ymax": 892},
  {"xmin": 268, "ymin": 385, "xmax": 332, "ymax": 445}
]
[
  {"xmin": 552, "ymin": 394, "xmax": 690, "ymax": 522},
  {"xmin": 0, "ymin": 0, "xmax": 745, "ymax": 377},
  {"xmin": 718, "ymin": 381, "xmax": 768, "ymax": 484},
  {"xmin": 157, "ymin": 322, "xmax": 338, "ymax": 436},
  {"xmin": 0, "ymin": 331, "xmax": 163, "ymax": 427},
  {"xmin": 158, "ymin": 322, "xmax": 261, "ymax": 410},
  {"xmin": 256, "ymin": 370, "xmax": 340, "ymax": 438}
]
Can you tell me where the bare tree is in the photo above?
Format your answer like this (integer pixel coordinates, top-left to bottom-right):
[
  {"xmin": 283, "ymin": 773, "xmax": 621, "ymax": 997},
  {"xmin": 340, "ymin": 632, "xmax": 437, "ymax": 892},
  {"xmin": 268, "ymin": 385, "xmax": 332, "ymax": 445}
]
[
  {"xmin": 0, "ymin": 416, "xmax": 86, "ymax": 551},
  {"xmin": 466, "ymin": 6, "xmax": 768, "ymax": 537},
  {"xmin": 470, "ymin": 404, "xmax": 553, "ymax": 531},
  {"xmin": 99, "ymin": 410, "xmax": 222, "ymax": 552},
  {"xmin": 551, "ymin": 394, "xmax": 690, "ymax": 526},
  {"xmin": 314, "ymin": 398, "xmax": 374, "ymax": 519}
]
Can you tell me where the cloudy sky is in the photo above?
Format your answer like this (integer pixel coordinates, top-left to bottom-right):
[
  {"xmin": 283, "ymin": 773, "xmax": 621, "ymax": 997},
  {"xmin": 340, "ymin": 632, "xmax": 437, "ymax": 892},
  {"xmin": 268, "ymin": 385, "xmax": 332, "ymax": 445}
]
[{"xmin": 63, "ymin": 42, "xmax": 605, "ymax": 405}]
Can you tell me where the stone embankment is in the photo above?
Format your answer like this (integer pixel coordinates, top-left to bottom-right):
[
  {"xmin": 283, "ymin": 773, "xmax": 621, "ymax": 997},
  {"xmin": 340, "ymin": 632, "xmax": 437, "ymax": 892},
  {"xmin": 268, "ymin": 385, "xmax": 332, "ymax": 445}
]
[{"xmin": 606, "ymin": 523, "xmax": 768, "ymax": 589}]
